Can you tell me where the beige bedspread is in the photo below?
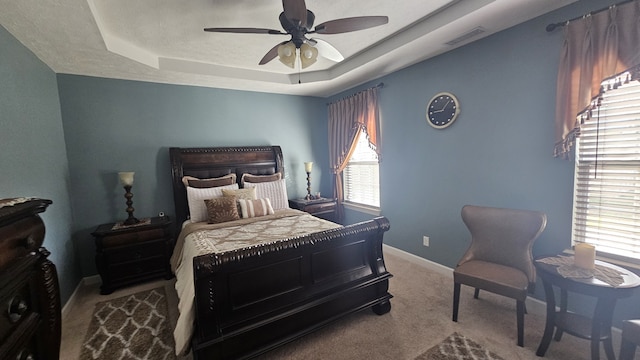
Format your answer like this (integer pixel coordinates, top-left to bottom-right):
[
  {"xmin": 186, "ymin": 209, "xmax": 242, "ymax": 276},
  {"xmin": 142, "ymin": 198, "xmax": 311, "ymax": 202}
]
[{"xmin": 172, "ymin": 209, "xmax": 341, "ymax": 356}]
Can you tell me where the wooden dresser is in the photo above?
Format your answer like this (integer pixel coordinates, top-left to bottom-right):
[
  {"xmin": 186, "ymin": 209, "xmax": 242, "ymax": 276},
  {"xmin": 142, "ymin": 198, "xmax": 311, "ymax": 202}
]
[
  {"xmin": 0, "ymin": 198, "xmax": 61, "ymax": 360},
  {"xmin": 92, "ymin": 216, "xmax": 173, "ymax": 295}
]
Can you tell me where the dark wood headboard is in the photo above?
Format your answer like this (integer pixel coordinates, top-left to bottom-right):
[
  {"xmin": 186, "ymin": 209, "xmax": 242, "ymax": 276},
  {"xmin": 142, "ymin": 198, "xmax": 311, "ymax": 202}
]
[{"xmin": 169, "ymin": 146, "xmax": 284, "ymax": 227}]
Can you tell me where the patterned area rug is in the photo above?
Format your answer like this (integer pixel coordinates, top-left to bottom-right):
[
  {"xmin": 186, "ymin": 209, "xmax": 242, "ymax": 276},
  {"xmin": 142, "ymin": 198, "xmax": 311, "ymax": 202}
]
[
  {"xmin": 80, "ymin": 287, "xmax": 176, "ymax": 360},
  {"xmin": 415, "ymin": 332, "xmax": 505, "ymax": 360}
]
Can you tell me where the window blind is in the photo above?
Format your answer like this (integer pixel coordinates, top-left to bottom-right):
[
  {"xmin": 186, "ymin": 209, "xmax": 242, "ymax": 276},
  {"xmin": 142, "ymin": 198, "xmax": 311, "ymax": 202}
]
[
  {"xmin": 344, "ymin": 130, "xmax": 380, "ymax": 207},
  {"xmin": 572, "ymin": 76, "xmax": 640, "ymax": 262}
]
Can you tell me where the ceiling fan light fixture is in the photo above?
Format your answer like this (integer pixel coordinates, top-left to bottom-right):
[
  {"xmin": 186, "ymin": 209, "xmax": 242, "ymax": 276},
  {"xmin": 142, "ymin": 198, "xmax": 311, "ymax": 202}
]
[
  {"xmin": 277, "ymin": 41, "xmax": 296, "ymax": 68},
  {"xmin": 300, "ymin": 42, "xmax": 318, "ymax": 69},
  {"xmin": 205, "ymin": 1, "xmax": 389, "ymax": 70}
]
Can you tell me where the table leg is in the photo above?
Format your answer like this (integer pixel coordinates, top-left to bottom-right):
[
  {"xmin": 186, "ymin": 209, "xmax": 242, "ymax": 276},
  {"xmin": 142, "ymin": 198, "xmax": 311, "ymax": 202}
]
[
  {"xmin": 554, "ymin": 289, "xmax": 568, "ymax": 341},
  {"xmin": 592, "ymin": 297, "xmax": 617, "ymax": 360},
  {"xmin": 536, "ymin": 279, "xmax": 556, "ymax": 357}
]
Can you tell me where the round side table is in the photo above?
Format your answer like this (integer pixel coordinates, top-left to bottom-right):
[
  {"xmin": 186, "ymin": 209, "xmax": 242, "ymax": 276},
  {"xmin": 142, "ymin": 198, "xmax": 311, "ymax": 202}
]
[{"xmin": 535, "ymin": 257, "xmax": 640, "ymax": 360}]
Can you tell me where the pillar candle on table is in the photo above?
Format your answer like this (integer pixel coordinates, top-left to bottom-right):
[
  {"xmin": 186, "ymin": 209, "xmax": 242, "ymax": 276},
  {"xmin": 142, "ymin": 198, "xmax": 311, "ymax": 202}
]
[{"xmin": 574, "ymin": 243, "xmax": 596, "ymax": 270}]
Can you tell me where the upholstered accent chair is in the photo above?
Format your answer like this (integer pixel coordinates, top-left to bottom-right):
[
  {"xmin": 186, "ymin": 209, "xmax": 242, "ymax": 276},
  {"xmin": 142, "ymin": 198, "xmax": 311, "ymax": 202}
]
[
  {"xmin": 620, "ymin": 320, "xmax": 640, "ymax": 360},
  {"xmin": 452, "ymin": 205, "xmax": 547, "ymax": 347}
]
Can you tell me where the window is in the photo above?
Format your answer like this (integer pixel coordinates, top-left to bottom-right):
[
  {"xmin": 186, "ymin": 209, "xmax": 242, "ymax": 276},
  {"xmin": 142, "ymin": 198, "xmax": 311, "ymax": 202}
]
[
  {"xmin": 572, "ymin": 74, "xmax": 640, "ymax": 262},
  {"xmin": 343, "ymin": 129, "xmax": 380, "ymax": 208}
]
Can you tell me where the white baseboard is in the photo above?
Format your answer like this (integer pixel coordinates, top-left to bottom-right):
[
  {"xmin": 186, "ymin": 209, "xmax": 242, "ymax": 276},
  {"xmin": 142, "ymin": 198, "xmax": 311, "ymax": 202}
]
[
  {"xmin": 61, "ymin": 275, "xmax": 100, "ymax": 319},
  {"xmin": 383, "ymin": 244, "xmax": 453, "ymax": 278},
  {"xmin": 382, "ymin": 244, "xmax": 546, "ymax": 316}
]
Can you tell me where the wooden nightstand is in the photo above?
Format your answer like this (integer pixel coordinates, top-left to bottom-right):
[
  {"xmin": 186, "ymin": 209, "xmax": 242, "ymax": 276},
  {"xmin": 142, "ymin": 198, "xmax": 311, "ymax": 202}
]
[
  {"xmin": 92, "ymin": 216, "xmax": 173, "ymax": 295},
  {"xmin": 289, "ymin": 198, "xmax": 339, "ymax": 223}
]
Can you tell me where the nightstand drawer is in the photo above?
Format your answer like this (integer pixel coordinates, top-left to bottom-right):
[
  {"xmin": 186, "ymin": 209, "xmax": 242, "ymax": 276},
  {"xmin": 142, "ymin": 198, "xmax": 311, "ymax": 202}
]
[
  {"xmin": 108, "ymin": 256, "xmax": 167, "ymax": 280},
  {"xmin": 304, "ymin": 202, "xmax": 336, "ymax": 213},
  {"xmin": 289, "ymin": 198, "xmax": 339, "ymax": 224},
  {"xmin": 106, "ymin": 239, "xmax": 168, "ymax": 264},
  {"xmin": 100, "ymin": 228, "xmax": 167, "ymax": 247}
]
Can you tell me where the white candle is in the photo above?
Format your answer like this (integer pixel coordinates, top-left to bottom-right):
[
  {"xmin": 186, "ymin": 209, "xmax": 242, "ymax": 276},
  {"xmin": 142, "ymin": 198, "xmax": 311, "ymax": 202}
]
[
  {"xmin": 574, "ymin": 243, "xmax": 596, "ymax": 270},
  {"xmin": 304, "ymin": 162, "xmax": 313, "ymax": 173},
  {"xmin": 118, "ymin": 172, "xmax": 135, "ymax": 186}
]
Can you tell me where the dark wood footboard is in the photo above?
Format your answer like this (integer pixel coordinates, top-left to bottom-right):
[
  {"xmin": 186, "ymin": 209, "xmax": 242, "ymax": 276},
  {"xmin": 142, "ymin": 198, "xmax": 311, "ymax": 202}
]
[{"xmin": 191, "ymin": 216, "xmax": 392, "ymax": 360}]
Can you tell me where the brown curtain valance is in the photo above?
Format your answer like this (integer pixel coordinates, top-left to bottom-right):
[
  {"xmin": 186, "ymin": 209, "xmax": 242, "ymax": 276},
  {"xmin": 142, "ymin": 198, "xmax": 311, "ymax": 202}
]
[
  {"xmin": 327, "ymin": 86, "xmax": 381, "ymax": 221},
  {"xmin": 328, "ymin": 86, "xmax": 381, "ymax": 171},
  {"xmin": 578, "ymin": 64, "xmax": 640, "ymax": 123},
  {"xmin": 554, "ymin": 1, "xmax": 640, "ymax": 158}
]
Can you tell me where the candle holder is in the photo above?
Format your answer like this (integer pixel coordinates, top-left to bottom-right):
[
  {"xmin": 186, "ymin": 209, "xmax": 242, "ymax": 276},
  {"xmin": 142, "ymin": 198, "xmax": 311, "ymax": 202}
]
[
  {"xmin": 118, "ymin": 172, "xmax": 140, "ymax": 225},
  {"xmin": 304, "ymin": 162, "xmax": 313, "ymax": 200}
]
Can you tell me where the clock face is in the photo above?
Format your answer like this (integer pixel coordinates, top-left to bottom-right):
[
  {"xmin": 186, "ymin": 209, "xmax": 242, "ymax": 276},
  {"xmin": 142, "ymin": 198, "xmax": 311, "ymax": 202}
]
[{"xmin": 427, "ymin": 92, "xmax": 460, "ymax": 129}]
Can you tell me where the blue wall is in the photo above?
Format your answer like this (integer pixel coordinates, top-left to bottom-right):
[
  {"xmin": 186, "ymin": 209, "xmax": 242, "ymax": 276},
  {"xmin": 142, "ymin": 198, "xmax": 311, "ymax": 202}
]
[
  {"xmin": 56, "ymin": 75, "xmax": 329, "ymax": 276},
  {"xmin": 0, "ymin": 25, "xmax": 79, "ymax": 303},
  {"xmin": 375, "ymin": 8, "xmax": 575, "ymax": 267},
  {"xmin": 334, "ymin": 0, "xmax": 638, "ymax": 323},
  {"xmin": 337, "ymin": 13, "xmax": 577, "ymax": 265}
]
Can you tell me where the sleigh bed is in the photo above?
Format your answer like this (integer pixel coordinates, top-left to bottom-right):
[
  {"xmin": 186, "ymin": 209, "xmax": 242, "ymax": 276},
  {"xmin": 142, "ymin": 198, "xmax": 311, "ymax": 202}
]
[{"xmin": 169, "ymin": 145, "xmax": 392, "ymax": 359}]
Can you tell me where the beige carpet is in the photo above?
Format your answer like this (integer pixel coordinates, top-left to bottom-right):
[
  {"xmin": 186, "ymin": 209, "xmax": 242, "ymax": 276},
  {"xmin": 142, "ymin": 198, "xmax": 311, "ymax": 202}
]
[
  {"xmin": 62, "ymin": 250, "xmax": 637, "ymax": 360},
  {"xmin": 79, "ymin": 287, "xmax": 175, "ymax": 360}
]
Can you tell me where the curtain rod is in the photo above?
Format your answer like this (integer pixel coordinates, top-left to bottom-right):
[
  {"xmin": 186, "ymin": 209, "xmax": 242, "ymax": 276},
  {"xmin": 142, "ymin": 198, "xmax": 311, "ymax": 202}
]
[
  {"xmin": 326, "ymin": 83, "xmax": 384, "ymax": 106},
  {"xmin": 546, "ymin": 0, "xmax": 634, "ymax": 32}
]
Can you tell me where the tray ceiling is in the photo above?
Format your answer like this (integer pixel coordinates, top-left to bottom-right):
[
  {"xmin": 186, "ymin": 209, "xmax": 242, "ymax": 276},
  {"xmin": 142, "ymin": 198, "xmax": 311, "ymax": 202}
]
[{"xmin": 0, "ymin": 0, "xmax": 576, "ymax": 96}]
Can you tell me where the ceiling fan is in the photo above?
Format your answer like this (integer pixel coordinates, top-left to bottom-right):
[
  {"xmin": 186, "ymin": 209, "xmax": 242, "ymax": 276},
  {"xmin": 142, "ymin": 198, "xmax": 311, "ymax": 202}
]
[{"xmin": 204, "ymin": 0, "xmax": 388, "ymax": 69}]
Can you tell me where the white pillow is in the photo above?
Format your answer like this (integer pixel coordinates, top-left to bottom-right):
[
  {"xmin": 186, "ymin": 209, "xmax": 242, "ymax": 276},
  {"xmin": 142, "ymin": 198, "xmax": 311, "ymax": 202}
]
[
  {"xmin": 238, "ymin": 198, "xmax": 275, "ymax": 218},
  {"xmin": 244, "ymin": 179, "xmax": 289, "ymax": 210},
  {"xmin": 186, "ymin": 184, "xmax": 238, "ymax": 223}
]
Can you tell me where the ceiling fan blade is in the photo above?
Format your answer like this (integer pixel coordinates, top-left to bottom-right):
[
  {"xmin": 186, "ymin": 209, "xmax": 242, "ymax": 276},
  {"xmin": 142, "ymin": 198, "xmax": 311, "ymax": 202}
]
[
  {"xmin": 282, "ymin": 0, "xmax": 308, "ymax": 28},
  {"xmin": 309, "ymin": 38, "xmax": 344, "ymax": 62},
  {"xmin": 204, "ymin": 27, "xmax": 286, "ymax": 35},
  {"xmin": 313, "ymin": 16, "xmax": 388, "ymax": 34},
  {"xmin": 259, "ymin": 41, "xmax": 289, "ymax": 65}
]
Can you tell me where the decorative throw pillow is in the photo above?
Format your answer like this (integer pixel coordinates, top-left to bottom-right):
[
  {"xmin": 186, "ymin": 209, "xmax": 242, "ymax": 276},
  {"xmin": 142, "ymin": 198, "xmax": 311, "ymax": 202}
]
[
  {"xmin": 238, "ymin": 198, "xmax": 275, "ymax": 218},
  {"xmin": 204, "ymin": 197, "xmax": 240, "ymax": 224},
  {"xmin": 240, "ymin": 172, "xmax": 282, "ymax": 187},
  {"xmin": 181, "ymin": 174, "xmax": 236, "ymax": 188},
  {"xmin": 221, "ymin": 187, "xmax": 257, "ymax": 200},
  {"xmin": 244, "ymin": 179, "xmax": 289, "ymax": 211},
  {"xmin": 186, "ymin": 184, "xmax": 238, "ymax": 223}
]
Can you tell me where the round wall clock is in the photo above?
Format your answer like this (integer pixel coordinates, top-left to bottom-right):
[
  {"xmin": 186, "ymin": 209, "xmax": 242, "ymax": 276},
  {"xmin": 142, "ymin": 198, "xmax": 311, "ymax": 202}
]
[{"xmin": 426, "ymin": 92, "xmax": 460, "ymax": 129}]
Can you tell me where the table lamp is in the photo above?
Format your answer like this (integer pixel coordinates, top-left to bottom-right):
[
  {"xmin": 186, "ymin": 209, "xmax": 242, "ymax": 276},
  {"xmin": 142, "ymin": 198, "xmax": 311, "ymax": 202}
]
[
  {"xmin": 304, "ymin": 162, "xmax": 313, "ymax": 200},
  {"xmin": 118, "ymin": 172, "xmax": 140, "ymax": 225}
]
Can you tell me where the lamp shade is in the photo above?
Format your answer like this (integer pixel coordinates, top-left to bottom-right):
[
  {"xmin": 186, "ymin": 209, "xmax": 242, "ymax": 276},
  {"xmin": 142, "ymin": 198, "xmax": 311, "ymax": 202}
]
[
  {"xmin": 300, "ymin": 43, "xmax": 318, "ymax": 69},
  {"xmin": 277, "ymin": 41, "xmax": 296, "ymax": 68},
  {"xmin": 304, "ymin": 162, "xmax": 313, "ymax": 173},
  {"xmin": 118, "ymin": 172, "xmax": 135, "ymax": 186}
]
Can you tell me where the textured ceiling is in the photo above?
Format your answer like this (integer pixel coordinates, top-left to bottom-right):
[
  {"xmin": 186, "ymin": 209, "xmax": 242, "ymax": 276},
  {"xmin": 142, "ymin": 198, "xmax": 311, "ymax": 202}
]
[{"xmin": 0, "ymin": 0, "xmax": 576, "ymax": 97}]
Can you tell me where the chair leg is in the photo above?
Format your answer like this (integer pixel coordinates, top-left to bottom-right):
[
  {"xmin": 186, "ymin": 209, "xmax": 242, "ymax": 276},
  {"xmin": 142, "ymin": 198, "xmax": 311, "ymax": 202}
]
[
  {"xmin": 619, "ymin": 338, "xmax": 637, "ymax": 360},
  {"xmin": 474, "ymin": 288, "xmax": 480, "ymax": 299},
  {"xmin": 516, "ymin": 300, "xmax": 525, "ymax": 347},
  {"xmin": 453, "ymin": 282, "xmax": 461, "ymax": 322}
]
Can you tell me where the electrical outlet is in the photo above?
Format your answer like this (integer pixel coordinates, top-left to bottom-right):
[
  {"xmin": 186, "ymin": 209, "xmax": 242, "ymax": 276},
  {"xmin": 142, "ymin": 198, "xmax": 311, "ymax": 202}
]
[{"xmin": 423, "ymin": 236, "xmax": 430, "ymax": 247}]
